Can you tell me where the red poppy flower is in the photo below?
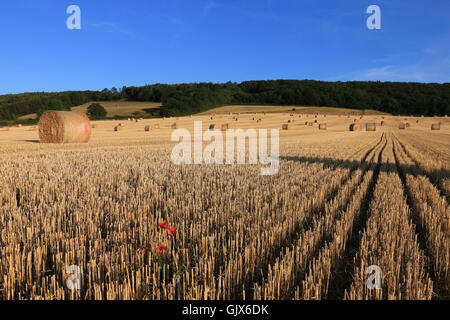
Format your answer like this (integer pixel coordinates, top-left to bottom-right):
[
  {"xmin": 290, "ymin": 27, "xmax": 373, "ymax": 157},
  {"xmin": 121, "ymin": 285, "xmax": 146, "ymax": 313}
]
[
  {"xmin": 159, "ymin": 221, "xmax": 168, "ymax": 230},
  {"xmin": 168, "ymin": 227, "xmax": 177, "ymax": 235},
  {"xmin": 156, "ymin": 245, "xmax": 167, "ymax": 253}
]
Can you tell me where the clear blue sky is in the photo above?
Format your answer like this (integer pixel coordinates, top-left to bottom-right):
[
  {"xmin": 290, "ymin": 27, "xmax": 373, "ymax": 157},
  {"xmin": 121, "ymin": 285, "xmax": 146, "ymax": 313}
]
[{"xmin": 1, "ymin": 0, "xmax": 449, "ymax": 94}]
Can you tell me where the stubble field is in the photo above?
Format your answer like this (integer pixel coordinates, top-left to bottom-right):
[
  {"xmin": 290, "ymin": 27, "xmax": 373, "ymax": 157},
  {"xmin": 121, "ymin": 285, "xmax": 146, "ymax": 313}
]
[{"xmin": 0, "ymin": 111, "xmax": 448, "ymax": 300}]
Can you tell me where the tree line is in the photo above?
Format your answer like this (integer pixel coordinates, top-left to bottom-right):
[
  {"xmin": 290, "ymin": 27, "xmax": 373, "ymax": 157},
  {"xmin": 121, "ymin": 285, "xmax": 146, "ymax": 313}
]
[{"xmin": 0, "ymin": 80, "xmax": 448, "ymax": 122}]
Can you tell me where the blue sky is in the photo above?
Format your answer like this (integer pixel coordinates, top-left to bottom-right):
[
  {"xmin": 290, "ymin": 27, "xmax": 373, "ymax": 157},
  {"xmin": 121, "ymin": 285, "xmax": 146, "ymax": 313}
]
[{"xmin": 0, "ymin": 0, "xmax": 449, "ymax": 94}]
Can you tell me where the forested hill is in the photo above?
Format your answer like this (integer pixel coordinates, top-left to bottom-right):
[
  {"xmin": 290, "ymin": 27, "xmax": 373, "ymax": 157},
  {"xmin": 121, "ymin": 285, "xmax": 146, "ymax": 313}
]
[{"xmin": 1, "ymin": 80, "xmax": 448, "ymax": 122}]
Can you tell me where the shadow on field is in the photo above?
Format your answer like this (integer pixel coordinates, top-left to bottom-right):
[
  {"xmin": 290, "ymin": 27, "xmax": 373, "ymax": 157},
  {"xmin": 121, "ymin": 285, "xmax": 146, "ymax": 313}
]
[
  {"xmin": 21, "ymin": 140, "xmax": 40, "ymax": 144},
  {"xmin": 280, "ymin": 155, "xmax": 450, "ymax": 188}
]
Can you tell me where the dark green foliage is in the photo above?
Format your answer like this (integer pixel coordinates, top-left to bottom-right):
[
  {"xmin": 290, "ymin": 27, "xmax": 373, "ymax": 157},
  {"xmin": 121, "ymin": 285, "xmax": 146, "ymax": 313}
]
[
  {"xmin": 0, "ymin": 81, "xmax": 448, "ymax": 122},
  {"xmin": 87, "ymin": 103, "xmax": 107, "ymax": 119}
]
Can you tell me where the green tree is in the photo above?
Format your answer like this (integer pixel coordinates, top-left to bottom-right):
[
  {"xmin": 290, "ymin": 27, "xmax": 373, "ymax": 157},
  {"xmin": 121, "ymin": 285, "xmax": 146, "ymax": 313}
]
[{"xmin": 87, "ymin": 103, "xmax": 107, "ymax": 119}]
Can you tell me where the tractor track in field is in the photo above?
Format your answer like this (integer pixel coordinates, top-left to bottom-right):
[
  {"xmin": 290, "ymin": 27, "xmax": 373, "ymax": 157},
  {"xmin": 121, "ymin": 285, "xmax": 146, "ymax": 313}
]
[
  {"xmin": 392, "ymin": 136, "xmax": 449, "ymax": 300},
  {"xmin": 326, "ymin": 134, "xmax": 388, "ymax": 299},
  {"xmin": 392, "ymin": 133, "xmax": 449, "ymax": 203},
  {"xmin": 245, "ymin": 134, "xmax": 386, "ymax": 300}
]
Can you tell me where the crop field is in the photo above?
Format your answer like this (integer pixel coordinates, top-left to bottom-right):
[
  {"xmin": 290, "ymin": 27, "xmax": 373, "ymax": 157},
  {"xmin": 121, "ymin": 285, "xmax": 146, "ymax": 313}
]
[{"xmin": 0, "ymin": 111, "xmax": 448, "ymax": 300}]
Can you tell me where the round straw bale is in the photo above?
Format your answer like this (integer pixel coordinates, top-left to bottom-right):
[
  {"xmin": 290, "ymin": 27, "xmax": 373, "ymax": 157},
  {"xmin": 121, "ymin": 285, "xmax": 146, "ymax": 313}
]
[
  {"xmin": 39, "ymin": 111, "xmax": 91, "ymax": 144},
  {"xmin": 282, "ymin": 124, "xmax": 290, "ymax": 130},
  {"xmin": 114, "ymin": 125, "xmax": 123, "ymax": 132},
  {"xmin": 349, "ymin": 123, "xmax": 362, "ymax": 131},
  {"xmin": 399, "ymin": 123, "xmax": 406, "ymax": 129},
  {"xmin": 431, "ymin": 123, "xmax": 440, "ymax": 130},
  {"xmin": 366, "ymin": 123, "xmax": 376, "ymax": 131},
  {"xmin": 380, "ymin": 121, "xmax": 385, "ymax": 126},
  {"xmin": 145, "ymin": 125, "xmax": 152, "ymax": 132},
  {"xmin": 318, "ymin": 123, "xmax": 327, "ymax": 130}
]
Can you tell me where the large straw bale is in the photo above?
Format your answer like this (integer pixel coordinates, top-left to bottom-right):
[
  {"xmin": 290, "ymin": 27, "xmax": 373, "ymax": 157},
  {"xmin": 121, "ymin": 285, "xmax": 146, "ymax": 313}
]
[
  {"xmin": 39, "ymin": 111, "xmax": 91, "ymax": 144},
  {"xmin": 366, "ymin": 123, "xmax": 376, "ymax": 131}
]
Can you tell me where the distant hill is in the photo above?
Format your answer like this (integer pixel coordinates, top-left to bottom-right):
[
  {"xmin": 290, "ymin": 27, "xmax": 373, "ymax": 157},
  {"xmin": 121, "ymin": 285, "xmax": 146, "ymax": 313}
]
[
  {"xmin": 1, "ymin": 80, "xmax": 448, "ymax": 125},
  {"xmin": 200, "ymin": 105, "xmax": 389, "ymax": 115}
]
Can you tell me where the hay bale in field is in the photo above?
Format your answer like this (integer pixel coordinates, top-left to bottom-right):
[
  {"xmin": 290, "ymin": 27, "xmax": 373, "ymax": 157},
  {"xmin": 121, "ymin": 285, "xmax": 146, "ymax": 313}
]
[
  {"xmin": 399, "ymin": 123, "xmax": 406, "ymax": 129},
  {"xmin": 366, "ymin": 123, "xmax": 376, "ymax": 131},
  {"xmin": 304, "ymin": 121, "xmax": 308, "ymax": 125},
  {"xmin": 114, "ymin": 125, "xmax": 123, "ymax": 132},
  {"xmin": 209, "ymin": 124, "xmax": 216, "ymax": 131},
  {"xmin": 431, "ymin": 123, "xmax": 441, "ymax": 130},
  {"xmin": 282, "ymin": 124, "xmax": 290, "ymax": 130},
  {"xmin": 380, "ymin": 121, "xmax": 385, "ymax": 126},
  {"xmin": 256, "ymin": 119, "xmax": 262, "ymax": 123},
  {"xmin": 171, "ymin": 123, "xmax": 178, "ymax": 129},
  {"xmin": 17, "ymin": 124, "xmax": 22, "ymax": 128},
  {"xmin": 145, "ymin": 125, "xmax": 152, "ymax": 132},
  {"xmin": 221, "ymin": 123, "xmax": 230, "ymax": 131},
  {"xmin": 405, "ymin": 122, "xmax": 411, "ymax": 128},
  {"xmin": 318, "ymin": 123, "xmax": 327, "ymax": 130},
  {"xmin": 154, "ymin": 124, "xmax": 160, "ymax": 129},
  {"xmin": 91, "ymin": 124, "xmax": 98, "ymax": 129},
  {"xmin": 349, "ymin": 123, "xmax": 362, "ymax": 131},
  {"xmin": 39, "ymin": 111, "xmax": 91, "ymax": 144},
  {"xmin": 416, "ymin": 120, "xmax": 419, "ymax": 123}
]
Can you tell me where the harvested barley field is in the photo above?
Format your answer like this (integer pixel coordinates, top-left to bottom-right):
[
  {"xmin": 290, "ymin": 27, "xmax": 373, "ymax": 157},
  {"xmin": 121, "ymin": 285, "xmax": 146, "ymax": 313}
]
[{"xmin": 0, "ymin": 112, "xmax": 448, "ymax": 300}]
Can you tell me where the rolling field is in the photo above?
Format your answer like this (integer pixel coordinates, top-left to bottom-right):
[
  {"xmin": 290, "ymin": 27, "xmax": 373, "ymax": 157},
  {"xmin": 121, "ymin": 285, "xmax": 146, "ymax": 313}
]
[
  {"xmin": 0, "ymin": 111, "xmax": 448, "ymax": 300},
  {"xmin": 18, "ymin": 101, "xmax": 162, "ymax": 120}
]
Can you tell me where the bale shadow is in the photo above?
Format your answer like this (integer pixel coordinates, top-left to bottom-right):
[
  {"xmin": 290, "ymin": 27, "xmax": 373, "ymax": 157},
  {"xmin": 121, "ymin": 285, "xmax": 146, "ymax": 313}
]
[
  {"xmin": 22, "ymin": 140, "xmax": 40, "ymax": 144},
  {"xmin": 280, "ymin": 155, "xmax": 449, "ymax": 183}
]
